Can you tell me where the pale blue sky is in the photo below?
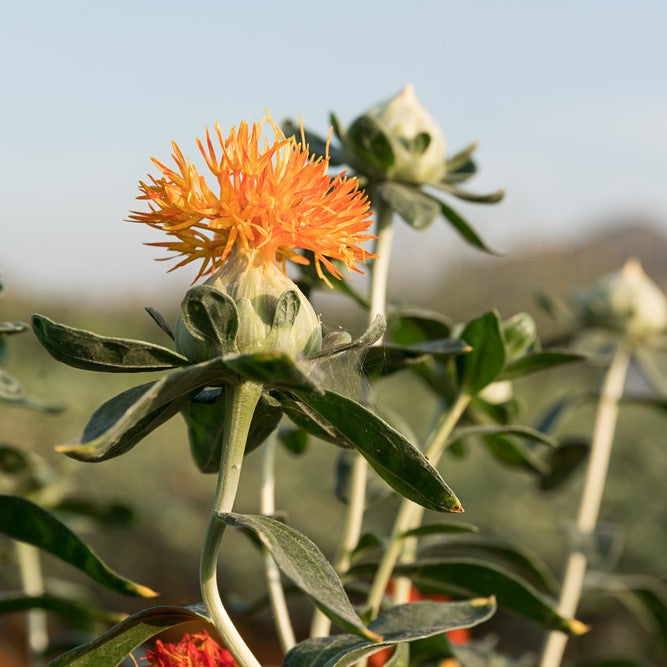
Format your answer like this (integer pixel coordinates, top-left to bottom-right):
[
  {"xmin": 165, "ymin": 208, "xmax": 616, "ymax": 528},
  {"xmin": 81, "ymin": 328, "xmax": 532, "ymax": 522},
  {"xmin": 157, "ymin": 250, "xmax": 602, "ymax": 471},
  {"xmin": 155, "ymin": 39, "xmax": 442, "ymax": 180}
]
[{"xmin": 2, "ymin": 1, "xmax": 666, "ymax": 299}]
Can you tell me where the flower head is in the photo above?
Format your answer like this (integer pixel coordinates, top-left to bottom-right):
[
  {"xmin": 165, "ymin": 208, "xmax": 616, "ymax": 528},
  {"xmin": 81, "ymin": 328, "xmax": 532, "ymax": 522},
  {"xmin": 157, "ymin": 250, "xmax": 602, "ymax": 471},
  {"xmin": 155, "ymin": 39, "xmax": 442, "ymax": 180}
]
[
  {"xmin": 143, "ymin": 630, "xmax": 236, "ymax": 667},
  {"xmin": 130, "ymin": 116, "xmax": 374, "ymax": 284}
]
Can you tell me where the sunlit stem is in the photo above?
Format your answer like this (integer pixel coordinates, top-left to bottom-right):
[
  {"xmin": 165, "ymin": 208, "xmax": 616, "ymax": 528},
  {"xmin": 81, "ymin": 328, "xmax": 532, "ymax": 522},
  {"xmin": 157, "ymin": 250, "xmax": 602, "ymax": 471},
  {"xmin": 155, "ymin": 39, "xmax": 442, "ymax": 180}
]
[
  {"xmin": 200, "ymin": 381, "xmax": 263, "ymax": 667},
  {"xmin": 15, "ymin": 541, "xmax": 48, "ymax": 667},
  {"xmin": 261, "ymin": 434, "xmax": 296, "ymax": 652},
  {"xmin": 540, "ymin": 344, "xmax": 631, "ymax": 667},
  {"xmin": 367, "ymin": 392, "xmax": 471, "ymax": 616},
  {"xmin": 310, "ymin": 197, "xmax": 395, "ymax": 639}
]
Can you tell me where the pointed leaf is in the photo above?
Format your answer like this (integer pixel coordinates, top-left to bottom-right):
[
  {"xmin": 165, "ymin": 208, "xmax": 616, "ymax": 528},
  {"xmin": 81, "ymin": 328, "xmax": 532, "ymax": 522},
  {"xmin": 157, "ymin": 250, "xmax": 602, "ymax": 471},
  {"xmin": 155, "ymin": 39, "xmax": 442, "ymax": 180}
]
[
  {"xmin": 312, "ymin": 315, "xmax": 386, "ymax": 359},
  {"xmin": 0, "ymin": 593, "xmax": 122, "ymax": 628},
  {"xmin": 444, "ymin": 142, "xmax": 478, "ymax": 173},
  {"xmin": 145, "ymin": 306, "xmax": 174, "ymax": 340},
  {"xmin": 224, "ymin": 351, "xmax": 323, "ymax": 394},
  {"xmin": 291, "ymin": 390, "xmax": 462, "ymax": 512},
  {"xmin": 432, "ymin": 181, "xmax": 505, "ymax": 203},
  {"xmin": 456, "ymin": 311, "xmax": 506, "ymax": 394},
  {"xmin": 0, "ymin": 495, "xmax": 156, "ymax": 597},
  {"xmin": 282, "ymin": 598, "xmax": 496, "ymax": 667},
  {"xmin": 430, "ymin": 197, "xmax": 498, "ymax": 253},
  {"xmin": 58, "ymin": 358, "xmax": 236, "ymax": 462},
  {"xmin": 452, "ymin": 425, "xmax": 558, "ymax": 448},
  {"xmin": 480, "ymin": 433, "xmax": 550, "ymax": 474},
  {"xmin": 376, "ymin": 182, "xmax": 440, "ymax": 230},
  {"xmin": 388, "ymin": 307, "xmax": 453, "ymax": 345},
  {"xmin": 501, "ymin": 351, "xmax": 585, "ymax": 380},
  {"xmin": 48, "ymin": 604, "xmax": 210, "ymax": 667},
  {"xmin": 219, "ymin": 512, "xmax": 377, "ymax": 640},
  {"xmin": 31, "ymin": 314, "xmax": 189, "ymax": 372},
  {"xmin": 393, "ymin": 558, "xmax": 586, "ymax": 635}
]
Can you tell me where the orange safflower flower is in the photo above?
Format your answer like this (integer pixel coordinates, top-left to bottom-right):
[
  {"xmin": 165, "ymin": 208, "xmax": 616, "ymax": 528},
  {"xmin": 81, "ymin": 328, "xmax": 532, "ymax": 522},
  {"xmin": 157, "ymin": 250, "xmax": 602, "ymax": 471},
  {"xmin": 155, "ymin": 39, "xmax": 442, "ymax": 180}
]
[
  {"xmin": 142, "ymin": 630, "xmax": 236, "ymax": 667},
  {"xmin": 130, "ymin": 116, "xmax": 374, "ymax": 284}
]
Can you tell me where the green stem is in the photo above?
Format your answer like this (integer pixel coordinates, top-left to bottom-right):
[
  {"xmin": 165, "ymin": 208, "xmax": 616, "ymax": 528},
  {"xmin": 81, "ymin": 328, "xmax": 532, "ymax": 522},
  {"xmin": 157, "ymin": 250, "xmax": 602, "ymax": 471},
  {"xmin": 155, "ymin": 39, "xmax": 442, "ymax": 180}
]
[
  {"xmin": 261, "ymin": 434, "xmax": 296, "ymax": 653},
  {"xmin": 310, "ymin": 197, "xmax": 395, "ymax": 639},
  {"xmin": 367, "ymin": 393, "xmax": 471, "ymax": 615},
  {"xmin": 539, "ymin": 344, "xmax": 631, "ymax": 667},
  {"xmin": 200, "ymin": 381, "xmax": 263, "ymax": 667},
  {"xmin": 15, "ymin": 541, "xmax": 47, "ymax": 667}
]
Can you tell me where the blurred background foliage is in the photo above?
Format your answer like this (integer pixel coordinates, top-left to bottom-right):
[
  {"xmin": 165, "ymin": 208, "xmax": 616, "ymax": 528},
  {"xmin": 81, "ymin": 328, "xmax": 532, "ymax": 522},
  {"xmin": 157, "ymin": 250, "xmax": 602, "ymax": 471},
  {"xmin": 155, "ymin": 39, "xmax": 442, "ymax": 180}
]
[{"xmin": 2, "ymin": 222, "xmax": 666, "ymax": 665}]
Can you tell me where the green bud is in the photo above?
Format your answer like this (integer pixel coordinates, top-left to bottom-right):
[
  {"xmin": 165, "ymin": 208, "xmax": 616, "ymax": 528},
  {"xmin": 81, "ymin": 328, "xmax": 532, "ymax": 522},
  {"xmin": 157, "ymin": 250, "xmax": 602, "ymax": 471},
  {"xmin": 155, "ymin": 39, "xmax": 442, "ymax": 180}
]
[
  {"xmin": 175, "ymin": 253, "xmax": 322, "ymax": 362},
  {"xmin": 575, "ymin": 259, "xmax": 667, "ymax": 340},
  {"xmin": 347, "ymin": 84, "xmax": 447, "ymax": 183}
]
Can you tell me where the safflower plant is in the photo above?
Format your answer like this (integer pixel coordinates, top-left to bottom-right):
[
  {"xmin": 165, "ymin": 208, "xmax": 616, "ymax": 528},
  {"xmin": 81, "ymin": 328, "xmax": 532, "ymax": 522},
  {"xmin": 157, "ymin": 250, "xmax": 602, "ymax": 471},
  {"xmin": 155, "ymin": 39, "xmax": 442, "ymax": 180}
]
[{"xmin": 15, "ymin": 87, "xmax": 664, "ymax": 667}]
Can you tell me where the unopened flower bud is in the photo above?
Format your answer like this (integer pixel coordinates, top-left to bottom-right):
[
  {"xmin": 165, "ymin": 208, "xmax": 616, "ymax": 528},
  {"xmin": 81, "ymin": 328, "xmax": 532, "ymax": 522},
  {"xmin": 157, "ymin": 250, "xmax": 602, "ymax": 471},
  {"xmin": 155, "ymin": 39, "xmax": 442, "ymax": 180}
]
[
  {"xmin": 575, "ymin": 259, "xmax": 667, "ymax": 339},
  {"xmin": 348, "ymin": 84, "xmax": 447, "ymax": 183}
]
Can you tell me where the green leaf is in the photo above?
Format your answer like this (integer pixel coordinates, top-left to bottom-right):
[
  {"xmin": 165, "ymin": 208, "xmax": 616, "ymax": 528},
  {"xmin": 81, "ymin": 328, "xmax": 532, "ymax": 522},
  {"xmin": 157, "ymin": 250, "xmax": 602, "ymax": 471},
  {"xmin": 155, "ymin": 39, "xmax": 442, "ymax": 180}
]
[
  {"xmin": 375, "ymin": 182, "xmax": 440, "ymax": 230},
  {"xmin": 361, "ymin": 339, "xmax": 469, "ymax": 379},
  {"xmin": 181, "ymin": 392, "xmax": 282, "ymax": 472},
  {"xmin": 219, "ymin": 512, "xmax": 377, "ymax": 640},
  {"xmin": 431, "ymin": 196, "xmax": 497, "ymax": 254},
  {"xmin": 224, "ymin": 351, "xmax": 323, "ymax": 394},
  {"xmin": 444, "ymin": 142, "xmax": 478, "ymax": 173},
  {"xmin": 501, "ymin": 350, "xmax": 585, "ymax": 380},
  {"xmin": 480, "ymin": 433, "xmax": 550, "ymax": 474},
  {"xmin": 312, "ymin": 315, "xmax": 386, "ymax": 359},
  {"xmin": 451, "ymin": 425, "xmax": 558, "ymax": 449},
  {"xmin": 502, "ymin": 313, "xmax": 537, "ymax": 361},
  {"xmin": 58, "ymin": 358, "xmax": 236, "ymax": 462},
  {"xmin": 401, "ymin": 522, "xmax": 479, "ymax": 538},
  {"xmin": 388, "ymin": 307, "xmax": 452, "ymax": 345},
  {"xmin": 48, "ymin": 604, "xmax": 211, "ymax": 667},
  {"xmin": 432, "ymin": 181, "xmax": 505, "ymax": 204},
  {"xmin": 0, "ymin": 494, "xmax": 156, "ymax": 597},
  {"xmin": 278, "ymin": 426, "xmax": 309, "ymax": 455},
  {"xmin": 279, "ymin": 394, "xmax": 348, "ymax": 447},
  {"xmin": 53, "ymin": 497, "xmax": 135, "ymax": 526},
  {"xmin": 539, "ymin": 438, "xmax": 589, "ymax": 491},
  {"xmin": 144, "ymin": 306, "xmax": 174, "ymax": 340},
  {"xmin": 180, "ymin": 285, "xmax": 239, "ymax": 354},
  {"xmin": 345, "ymin": 115, "xmax": 395, "ymax": 175},
  {"xmin": 0, "ymin": 593, "xmax": 122, "ymax": 629},
  {"xmin": 456, "ymin": 311, "xmax": 506, "ymax": 394},
  {"xmin": 282, "ymin": 598, "xmax": 496, "ymax": 667},
  {"xmin": 394, "ymin": 558, "xmax": 586, "ymax": 635},
  {"xmin": 31, "ymin": 314, "xmax": 189, "ymax": 372},
  {"xmin": 282, "ymin": 119, "xmax": 345, "ymax": 165},
  {"xmin": 290, "ymin": 390, "xmax": 462, "ymax": 512}
]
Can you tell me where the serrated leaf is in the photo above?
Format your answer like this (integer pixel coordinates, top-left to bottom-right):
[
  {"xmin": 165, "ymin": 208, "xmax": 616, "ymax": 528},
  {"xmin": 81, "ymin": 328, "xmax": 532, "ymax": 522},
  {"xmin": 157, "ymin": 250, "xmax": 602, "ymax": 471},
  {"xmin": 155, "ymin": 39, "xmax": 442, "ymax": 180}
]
[
  {"xmin": 389, "ymin": 558, "xmax": 586, "ymax": 635},
  {"xmin": 224, "ymin": 351, "xmax": 322, "ymax": 394},
  {"xmin": 180, "ymin": 285, "xmax": 238, "ymax": 353},
  {"xmin": 0, "ymin": 495, "xmax": 156, "ymax": 597},
  {"xmin": 282, "ymin": 598, "xmax": 496, "ymax": 667},
  {"xmin": 48, "ymin": 604, "xmax": 210, "ymax": 667},
  {"xmin": 181, "ymin": 392, "xmax": 282, "ymax": 472},
  {"xmin": 58, "ymin": 358, "xmax": 236, "ymax": 462},
  {"xmin": 0, "ymin": 593, "xmax": 122, "ymax": 629},
  {"xmin": 456, "ymin": 311, "xmax": 506, "ymax": 394},
  {"xmin": 291, "ymin": 390, "xmax": 462, "ymax": 512},
  {"xmin": 501, "ymin": 350, "xmax": 585, "ymax": 380},
  {"xmin": 31, "ymin": 314, "xmax": 189, "ymax": 372},
  {"xmin": 219, "ymin": 512, "xmax": 376, "ymax": 640},
  {"xmin": 376, "ymin": 182, "xmax": 440, "ymax": 230}
]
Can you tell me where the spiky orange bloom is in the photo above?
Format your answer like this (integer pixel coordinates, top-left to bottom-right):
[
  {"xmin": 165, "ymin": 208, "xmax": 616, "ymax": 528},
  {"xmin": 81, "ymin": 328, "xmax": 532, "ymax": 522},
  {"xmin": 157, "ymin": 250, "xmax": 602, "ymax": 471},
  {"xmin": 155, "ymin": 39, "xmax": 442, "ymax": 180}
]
[
  {"xmin": 130, "ymin": 116, "xmax": 374, "ymax": 284},
  {"xmin": 143, "ymin": 630, "xmax": 236, "ymax": 667}
]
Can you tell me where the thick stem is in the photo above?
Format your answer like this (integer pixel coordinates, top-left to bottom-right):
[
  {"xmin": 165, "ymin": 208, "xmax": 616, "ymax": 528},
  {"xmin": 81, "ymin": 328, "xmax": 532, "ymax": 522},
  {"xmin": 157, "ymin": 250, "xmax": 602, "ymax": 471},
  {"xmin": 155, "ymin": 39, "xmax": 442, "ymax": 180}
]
[
  {"xmin": 261, "ymin": 435, "xmax": 296, "ymax": 652},
  {"xmin": 539, "ymin": 345, "xmax": 631, "ymax": 667},
  {"xmin": 310, "ymin": 198, "xmax": 395, "ymax": 639},
  {"xmin": 200, "ymin": 381, "xmax": 263, "ymax": 667},
  {"xmin": 367, "ymin": 393, "xmax": 471, "ymax": 615},
  {"xmin": 15, "ymin": 541, "xmax": 48, "ymax": 667}
]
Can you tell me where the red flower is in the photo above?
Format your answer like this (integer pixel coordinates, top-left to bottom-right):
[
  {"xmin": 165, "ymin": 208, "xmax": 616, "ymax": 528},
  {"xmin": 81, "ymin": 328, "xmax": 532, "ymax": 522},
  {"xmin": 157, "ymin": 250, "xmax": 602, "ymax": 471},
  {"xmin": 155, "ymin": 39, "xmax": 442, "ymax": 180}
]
[
  {"xmin": 367, "ymin": 583, "xmax": 469, "ymax": 667},
  {"xmin": 143, "ymin": 630, "xmax": 236, "ymax": 667}
]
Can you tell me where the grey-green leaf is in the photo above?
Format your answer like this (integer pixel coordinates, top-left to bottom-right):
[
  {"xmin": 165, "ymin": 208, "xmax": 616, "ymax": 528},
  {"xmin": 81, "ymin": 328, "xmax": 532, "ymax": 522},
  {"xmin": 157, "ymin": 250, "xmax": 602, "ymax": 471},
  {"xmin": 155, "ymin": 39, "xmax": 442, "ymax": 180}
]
[
  {"xmin": 48, "ymin": 604, "xmax": 210, "ymax": 667},
  {"xmin": 180, "ymin": 285, "xmax": 239, "ymax": 353},
  {"xmin": 456, "ymin": 311, "xmax": 506, "ymax": 394},
  {"xmin": 501, "ymin": 351, "xmax": 585, "ymax": 380},
  {"xmin": 219, "ymin": 512, "xmax": 377, "ymax": 640},
  {"xmin": 432, "ymin": 197, "xmax": 498, "ymax": 254},
  {"xmin": 376, "ymin": 182, "xmax": 440, "ymax": 230},
  {"xmin": 292, "ymin": 391, "xmax": 462, "ymax": 512},
  {"xmin": 282, "ymin": 598, "xmax": 496, "ymax": 667},
  {"xmin": 31, "ymin": 314, "xmax": 189, "ymax": 372},
  {"xmin": 0, "ymin": 495, "xmax": 156, "ymax": 598},
  {"xmin": 58, "ymin": 358, "xmax": 236, "ymax": 462}
]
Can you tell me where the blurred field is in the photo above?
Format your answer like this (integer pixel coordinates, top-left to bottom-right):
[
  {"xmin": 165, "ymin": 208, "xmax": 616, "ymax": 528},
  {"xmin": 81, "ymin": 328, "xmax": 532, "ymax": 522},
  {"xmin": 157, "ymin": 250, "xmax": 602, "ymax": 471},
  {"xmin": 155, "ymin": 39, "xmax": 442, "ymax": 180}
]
[{"xmin": 1, "ymin": 224, "xmax": 666, "ymax": 665}]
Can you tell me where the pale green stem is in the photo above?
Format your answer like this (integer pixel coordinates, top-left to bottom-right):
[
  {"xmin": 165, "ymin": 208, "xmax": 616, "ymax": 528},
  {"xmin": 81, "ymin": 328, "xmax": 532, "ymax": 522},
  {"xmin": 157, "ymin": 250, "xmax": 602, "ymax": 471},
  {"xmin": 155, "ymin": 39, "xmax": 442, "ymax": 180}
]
[
  {"xmin": 310, "ymin": 198, "xmax": 395, "ymax": 639},
  {"xmin": 15, "ymin": 541, "xmax": 48, "ymax": 666},
  {"xmin": 261, "ymin": 434, "xmax": 296, "ymax": 652},
  {"xmin": 200, "ymin": 381, "xmax": 263, "ymax": 667},
  {"xmin": 367, "ymin": 393, "xmax": 471, "ymax": 616},
  {"xmin": 539, "ymin": 345, "xmax": 631, "ymax": 667}
]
